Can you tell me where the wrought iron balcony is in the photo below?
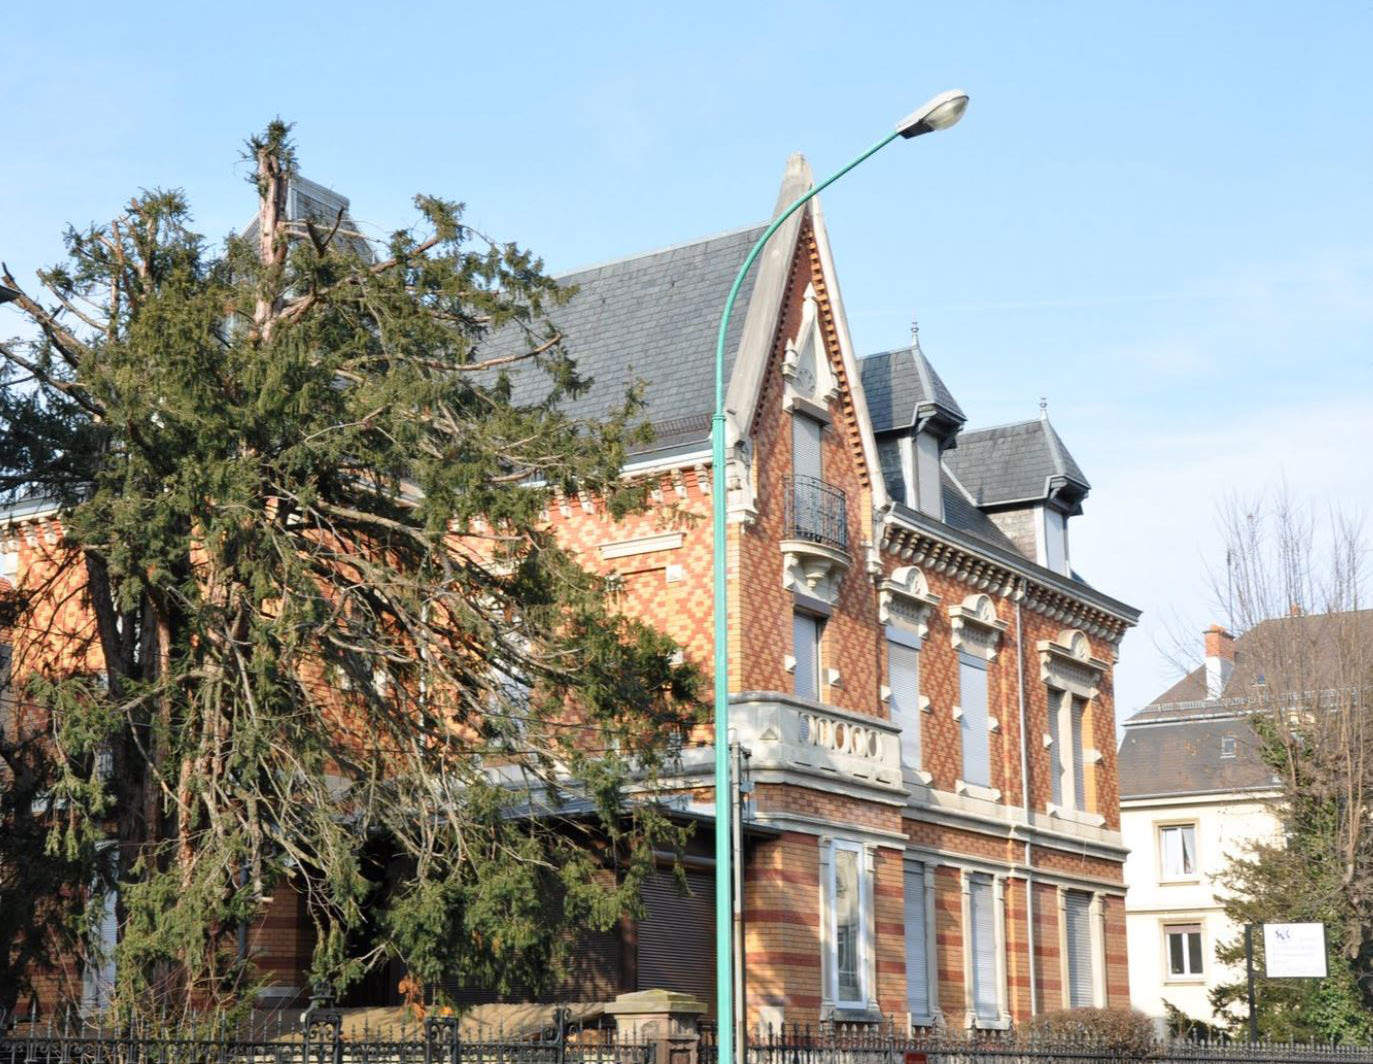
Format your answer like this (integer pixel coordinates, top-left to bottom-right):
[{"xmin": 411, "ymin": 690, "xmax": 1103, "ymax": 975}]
[{"xmin": 784, "ymin": 475, "xmax": 848, "ymax": 553}]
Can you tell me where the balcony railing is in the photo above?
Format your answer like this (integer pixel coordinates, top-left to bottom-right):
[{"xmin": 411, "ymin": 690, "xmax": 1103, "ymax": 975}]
[{"xmin": 784, "ymin": 474, "xmax": 848, "ymax": 553}]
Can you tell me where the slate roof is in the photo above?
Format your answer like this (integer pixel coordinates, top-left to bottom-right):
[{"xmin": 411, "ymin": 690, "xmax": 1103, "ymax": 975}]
[
  {"xmin": 940, "ymin": 471, "xmax": 1020, "ymax": 553},
  {"xmin": 1119, "ymin": 610, "xmax": 1373, "ymax": 798},
  {"xmin": 943, "ymin": 418, "xmax": 1090, "ymax": 508},
  {"xmin": 859, "ymin": 345, "xmax": 965, "ymax": 433},
  {"xmin": 1118, "ymin": 715, "xmax": 1279, "ymax": 798},
  {"xmin": 485, "ymin": 225, "xmax": 765, "ymax": 461}
]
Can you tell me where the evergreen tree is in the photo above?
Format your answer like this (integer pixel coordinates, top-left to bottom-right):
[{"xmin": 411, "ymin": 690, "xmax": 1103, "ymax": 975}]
[{"xmin": 0, "ymin": 123, "xmax": 699, "ymax": 1018}]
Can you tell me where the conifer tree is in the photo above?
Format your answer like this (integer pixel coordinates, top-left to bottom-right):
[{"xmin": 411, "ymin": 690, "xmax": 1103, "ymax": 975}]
[{"xmin": 0, "ymin": 123, "xmax": 699, "ymax": 1018}]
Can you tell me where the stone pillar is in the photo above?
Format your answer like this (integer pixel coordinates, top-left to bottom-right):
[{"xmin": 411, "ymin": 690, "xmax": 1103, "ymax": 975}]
[{"xmin": 604, "ymin": 989, "xmax": 707, "ymax": 1064}]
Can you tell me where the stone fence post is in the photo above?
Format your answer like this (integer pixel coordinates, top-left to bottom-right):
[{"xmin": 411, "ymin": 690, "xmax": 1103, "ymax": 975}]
[{"xmin": 604, "ymin": 989, "xmax": 707, "ymax": 1064}]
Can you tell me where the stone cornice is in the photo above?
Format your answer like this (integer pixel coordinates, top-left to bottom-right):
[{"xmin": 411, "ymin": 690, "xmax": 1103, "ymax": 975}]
[{"xmin": 881, "ymin": 503, "xmax": 1138, "ymax": 643}]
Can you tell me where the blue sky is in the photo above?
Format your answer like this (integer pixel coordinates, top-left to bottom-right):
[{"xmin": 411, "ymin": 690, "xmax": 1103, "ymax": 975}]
[{"xmin": 4, "ymin": 1, "xmax": 1372, "ymax": 715}]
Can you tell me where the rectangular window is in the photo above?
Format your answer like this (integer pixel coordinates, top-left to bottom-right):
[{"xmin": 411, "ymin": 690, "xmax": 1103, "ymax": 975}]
[
  {"xmin": 968, "ymin": 874, "xmax": 999, "ymax": 1023},
  {"xmin": 959, "ymin": 656, "xmax": 991, "ymax": 787},
  {"xmin": 793, "ymin": 612, "xmax": 823, "ymax": 702},
  {"xmin": 888, "ymin": 634, "xmax": 921, "ymax": 771},
  {"xmin": 1166, "ymin": 923, "xmax": 1204, "ymax": 977},
  {"xmin": 904, "ymin": 863, "xmax": 932, "ymax": 1018},
  {"xmin": 1049, "ymin": 689, "xmax": 1089, "ymax": 811},
  {"xmin": 1159, "ymin": 824, "xmax": 1197, "ymax": 880},
  {"xmin": 824, "ymin": 841, "xmax": 868, "ymax": 1008},
  {"xmin": 1064, "ymin": 890, "xmax": 1096, "ymax": 1008},
  {"xmin": 1049, "ymin": 689, "xmax": 1065, "ymax": 806}
]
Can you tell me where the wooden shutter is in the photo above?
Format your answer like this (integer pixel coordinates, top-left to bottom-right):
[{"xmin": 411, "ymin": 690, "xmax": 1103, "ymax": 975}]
[
  {"xmin": 1064, "ymin": 891, "xmax": 1095, "ymax": 1008},
  {"xmin": 1070, "ymin": 697, "xmax": 1086, "ymax": 810},
  {"xmin": 969, "ymin": 874, "xmax": 998, "ymax": 1021},
  {"xmin": 959, "ymin": 659, "xmax": 990, "ymax": 787},
  {"xmin": 637, "ymin": 868, "xmax": 716, "ymax": 1005},
  {"xmin": 889, "ymin": 641, "xmax": 921, "ymax": 770},
  {"xmin": 904, "ymin": 864, "xmax": 930, "ymax": 1016}
]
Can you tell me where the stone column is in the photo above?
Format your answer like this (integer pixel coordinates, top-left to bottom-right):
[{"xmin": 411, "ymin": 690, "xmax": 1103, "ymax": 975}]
[{"xmin": 604, "ymin": 989, "xmax": 707, "ymax": 1064}]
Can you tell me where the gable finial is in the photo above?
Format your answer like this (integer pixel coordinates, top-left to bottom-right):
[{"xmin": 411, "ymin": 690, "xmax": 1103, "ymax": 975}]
[
  {"xmin": 1039, "ymin": 395, "xmax": 1048, "ymax": 419},
  {"xmin": 910, "ymin": 317, "xmax": 922, "ymax": 354}
]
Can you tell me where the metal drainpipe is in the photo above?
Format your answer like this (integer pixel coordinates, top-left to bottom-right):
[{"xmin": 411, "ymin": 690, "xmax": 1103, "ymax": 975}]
[{"xmin": 1015, "ymin": 584, "xmax": 1038, "ymax": 1016}]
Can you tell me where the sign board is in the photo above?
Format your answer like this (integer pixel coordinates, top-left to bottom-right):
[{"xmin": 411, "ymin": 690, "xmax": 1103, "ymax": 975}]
[
  {"xmin": 1263, "ymin": 922, "xmax": 1328, "ymax": 978},
  {"xmin": 903, "ymin": 1053, "xmax": 927, "ymax": 1064}
]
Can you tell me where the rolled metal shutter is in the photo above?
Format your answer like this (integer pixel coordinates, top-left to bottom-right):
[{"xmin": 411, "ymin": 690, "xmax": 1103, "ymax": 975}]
[
  {"xmin": 903, "ymin": 864, "xmax": 930, "ymax": 1015},
  {"xmin": 969, "ymin": 874, "xmax": 998, "ymax": 1022},
  {"xmin": 1065, "ymin": 890, "xmax": 1095, "ymax": 1008},
  {"xmin": 637, "ymin": 868, "xmax": 716, "ymax": 1005}
]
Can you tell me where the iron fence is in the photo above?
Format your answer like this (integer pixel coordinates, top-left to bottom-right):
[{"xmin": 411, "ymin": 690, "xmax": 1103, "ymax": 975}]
[
  {"xmin": 698, "ymin": 1023, "xmax": 1373, "ymax": 1064},
  {"xmin": 0, "ymin": 1009, "xmax": 654, "ymax": 1064}
]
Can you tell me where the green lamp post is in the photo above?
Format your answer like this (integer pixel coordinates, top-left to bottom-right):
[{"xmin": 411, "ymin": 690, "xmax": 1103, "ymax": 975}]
[{"xmin": 709, "ymin": 89, "xmax": 969, "ymax": 1063}]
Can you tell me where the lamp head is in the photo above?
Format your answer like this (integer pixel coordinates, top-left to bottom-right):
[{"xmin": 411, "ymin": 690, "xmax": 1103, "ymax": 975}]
[{"xmin": 896, "ymin": 90, "xmax": 969, "ymax": 139}]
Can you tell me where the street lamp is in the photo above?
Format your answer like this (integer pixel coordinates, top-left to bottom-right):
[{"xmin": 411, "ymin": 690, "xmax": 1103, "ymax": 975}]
[
  {"xmin": 709, "ymin": 90, "xmax": 967, "ymax": 1064},
  {"xmin": 0, "ymin": 285, "xmax": 18, "ymax": 305}
]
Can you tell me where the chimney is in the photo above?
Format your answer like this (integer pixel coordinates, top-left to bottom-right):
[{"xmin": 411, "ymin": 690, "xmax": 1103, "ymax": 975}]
[{"xmin": 1204, "ymin": 624, "xmax": 1235, "ymax": 700}]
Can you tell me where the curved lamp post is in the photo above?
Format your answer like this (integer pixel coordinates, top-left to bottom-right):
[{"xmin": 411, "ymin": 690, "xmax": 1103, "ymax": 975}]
[{"xmin": 710, "ymin": 89, "xmax": 968, "ymax": 1062}]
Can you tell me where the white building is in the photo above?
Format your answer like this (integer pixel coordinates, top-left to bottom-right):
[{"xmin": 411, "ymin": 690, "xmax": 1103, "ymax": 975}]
[{"xmin": 1118, "ymin": 625, "xmax": 1281, "ymax": 1032}]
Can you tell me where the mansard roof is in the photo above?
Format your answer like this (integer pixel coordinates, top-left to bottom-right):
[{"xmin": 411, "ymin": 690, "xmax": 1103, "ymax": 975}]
[
  {"xmin": 859, "ymin": 344, "xmax": 965, "ymax": 435},
  {"xmin": 943, "ymin": 416, "xmax": 1090, "ymax": 510},
  {"xmin": 1119, "ymin": 610, "xmax": 1373, "ymax": 799}
]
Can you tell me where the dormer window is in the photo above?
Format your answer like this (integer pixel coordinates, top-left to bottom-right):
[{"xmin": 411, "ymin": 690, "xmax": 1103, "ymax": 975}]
[{"xmin": 1221, "ymin": 734, "xmax": 1237, "ymax": 759}]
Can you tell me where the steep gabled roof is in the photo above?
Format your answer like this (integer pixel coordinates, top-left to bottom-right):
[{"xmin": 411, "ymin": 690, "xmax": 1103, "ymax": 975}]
[
  {"xmin": 859, "ymin": 345, "xmax": 965, "ymax": 434},
  {"xmin": 486, "ymin": 225, "xmax": 766, "ymax": 461},
  {"xmin": 944, "ymin": 417, "xmax": 1089, "ymax": 509}
]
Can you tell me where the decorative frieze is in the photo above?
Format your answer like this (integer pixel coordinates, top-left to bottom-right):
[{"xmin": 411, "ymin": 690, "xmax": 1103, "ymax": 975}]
[{"xmin": 881, "ymin": 519, "xmax": 1134, "ymax": 643}]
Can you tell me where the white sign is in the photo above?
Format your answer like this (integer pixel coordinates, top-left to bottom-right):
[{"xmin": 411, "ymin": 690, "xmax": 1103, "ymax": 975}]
[{"xmin": 1264, "ymin": 922, "xmax": 1328, "ymax": 978}]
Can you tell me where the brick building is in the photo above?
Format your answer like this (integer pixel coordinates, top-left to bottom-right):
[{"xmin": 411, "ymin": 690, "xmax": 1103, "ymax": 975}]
[{"xmin": 1, "ymin": 158, "xmax": 1139, "ymax": 1025}]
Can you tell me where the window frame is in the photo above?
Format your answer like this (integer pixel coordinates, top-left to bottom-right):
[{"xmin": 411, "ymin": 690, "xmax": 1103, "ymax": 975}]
[
  {"xmin": 1164, "ymin": 921, "xmax": 1206, "ymax": 981},
  {"xmin": 1060, "ymin": 888, "xmax": 1101, "ymax": 1009},
  {"xmin": 957, "ymin": 653, "xmax": 992, "ymax": 791},
  {"xmin": 903, "ymin": 859, "xmax": 939, "ymax": 1024},
  {"xmin": 887, "ymin": 626, "xmax": 924, "ymax": 775},
  {"xmin": 822, "ymin": 838, "xmax": 872, "ymax": 1012},
  {"xmin": 963, "ymin": 870, "xmax": 1009, "ymax": 1029},
  {"xmin": 1158, "ymin": 822, "xmax": 1200, "ymax": 883}
]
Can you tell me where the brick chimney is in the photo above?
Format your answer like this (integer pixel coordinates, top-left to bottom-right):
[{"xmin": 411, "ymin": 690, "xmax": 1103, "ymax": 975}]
[{"xmin": 1204, "ymin": 624, "xmax": 1235, "ymax": 699}]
